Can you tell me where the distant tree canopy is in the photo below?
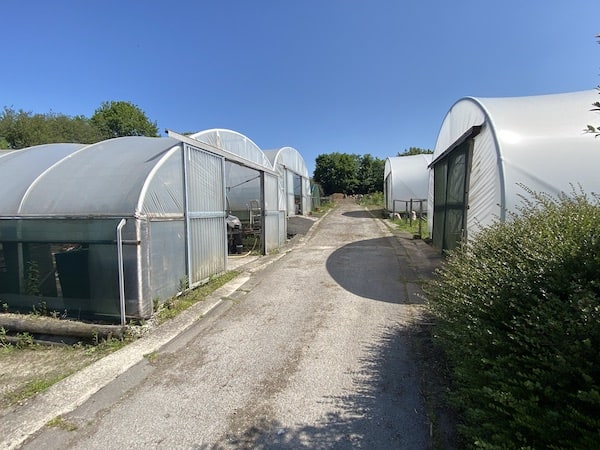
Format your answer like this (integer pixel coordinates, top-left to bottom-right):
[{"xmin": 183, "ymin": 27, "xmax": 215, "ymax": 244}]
[
  {"xmin": 0, "ymin": 107, "xmax": 102, "ymax": 148},
  {"xmin": 396, "ymin": 147, "xmax": 433, "ymax": 156},
  {"xmin": 0, "ymin": 101, "xmax": 158, "ymax": 149},
  {"xmin": 91, "ymin": 101, "xmax": 158, "ymax": 139},
  {"xmin": 313, "ymin": 152, "xmax": 384, "ymax": 196}
]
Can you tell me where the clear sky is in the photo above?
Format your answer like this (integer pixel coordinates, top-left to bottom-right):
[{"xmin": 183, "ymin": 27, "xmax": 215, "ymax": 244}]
[{"xmin": 2, "ymin": 0, "xmax": 599, "ymax": 175}]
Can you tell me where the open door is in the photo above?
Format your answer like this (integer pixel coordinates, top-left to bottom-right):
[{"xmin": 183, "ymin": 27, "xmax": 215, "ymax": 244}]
[{"xmin": 432, "ymin": 129, "xmax": 478, "ymax": 251}]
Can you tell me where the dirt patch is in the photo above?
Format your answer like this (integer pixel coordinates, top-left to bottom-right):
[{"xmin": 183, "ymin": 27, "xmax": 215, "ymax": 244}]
[{"xmin": 0, "ymin": 344, "xmax": 99, "ymax": 410}]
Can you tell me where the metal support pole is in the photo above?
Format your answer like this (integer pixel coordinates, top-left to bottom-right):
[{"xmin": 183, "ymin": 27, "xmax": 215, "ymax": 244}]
[{"xmin": 116, "ymin": 218, "xmax": 127, "ymax": 327}]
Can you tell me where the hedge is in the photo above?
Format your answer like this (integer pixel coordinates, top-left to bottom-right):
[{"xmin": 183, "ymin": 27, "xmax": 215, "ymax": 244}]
[{"xmin": 425, "ymin": 188, "xmax": 600, "ymax": 449}]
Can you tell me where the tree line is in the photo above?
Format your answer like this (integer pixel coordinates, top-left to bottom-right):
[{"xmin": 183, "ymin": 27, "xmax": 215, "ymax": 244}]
[
  {"xmin": 313, "ymin": 147, "xmax": 431, "ymax": 196},
  {"xmin": 0, "ymin": 101, "xmax": 158, "ymax": 149},
  {"xmin": 1, "ymin": 100, "xmax": 433, "ymax": 200}
]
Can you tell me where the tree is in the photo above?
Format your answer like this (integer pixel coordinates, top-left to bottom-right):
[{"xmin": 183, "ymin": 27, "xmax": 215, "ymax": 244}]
[
  {"xmin": 313, "ymin": 152, "xmax": 360, "ymax": 195},
  {"xmin": 357, "ymin": 154, "xmax": 384, "ymax": 194},
  {"xmin": 0, "ymin": 107, "xmax": 101, "ymax": 149},
  {"xmin": 90, "ymin": 101, "xmax": 158, "ymax": 139},
  {"xmin": 397, "ymin": 147, "xmax": 433, "ymax": 156},
  {"xmin": 313, "ymin": 152, "xmax": 386, "ymax": 196}
]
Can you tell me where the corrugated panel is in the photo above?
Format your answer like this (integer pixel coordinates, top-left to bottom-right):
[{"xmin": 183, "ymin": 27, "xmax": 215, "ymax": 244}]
[
  {"xmin": 286, "ymin": 170, "xmax": 295, "ymax": 215},
  {"xmin": 264, "ymin": 214, "xmax": 280, "ymax": 252},
  {"xmin": 263, "ymin": 173, "xmax": 281, "ymax": 252},
  {"xmin": 187, "ymin": 145, "xmax": 225, "ymax": 212},
  {"xmin": 278, "ymin": 211, "xmax": 286, "ymax": 245},
  {"xmin": 184, "ymin": 144, "xmax": 226, "ymax": 284},
  {"xmin": 189, "ymin": 216, "xmax": 226, "ymax": 282}
]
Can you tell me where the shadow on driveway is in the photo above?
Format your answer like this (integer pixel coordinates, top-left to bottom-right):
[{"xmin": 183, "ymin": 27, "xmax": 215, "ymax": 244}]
[
  {"xmin": 341, "ymin": 209, "xmax": 383, "ymax": 219},
  {"xmin": 325, "ymin": 237, "xmax": 420, "ymax": 304}
]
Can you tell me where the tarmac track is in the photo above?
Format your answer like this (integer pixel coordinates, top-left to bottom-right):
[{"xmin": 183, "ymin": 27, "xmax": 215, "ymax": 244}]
[{"xmin": 13, "ymin": 200, "xmax": 442, "ymax": 449}]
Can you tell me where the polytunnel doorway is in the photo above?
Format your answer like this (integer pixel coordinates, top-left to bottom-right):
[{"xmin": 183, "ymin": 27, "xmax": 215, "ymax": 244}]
[
  {"xmin": 225, "ymin": 162, "xmax": 264, "ymax": 256},
  {"xmin": 174, "ymin": 129, "xmax": 283, "ymax": 258},
  {"xmin": 290, "ymin": 172, "xmax": 303, "ymax": 215},
  {"xmin": 183, "ymin": 143, "xmax": 227, "ymax": 287},
  {"xmin": 431, "ymin": 139, "xmax": 472, "ymax": 251}
]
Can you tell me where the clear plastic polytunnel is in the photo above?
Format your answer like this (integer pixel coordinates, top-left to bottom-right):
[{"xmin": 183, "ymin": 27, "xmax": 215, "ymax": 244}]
[
  {"xmin": 0, "ymin": 136, "xmax": 228, "ymax": 322},
  {"xmin": 264, "ymin": 147, "xmax": 311, "ymax": 215},
  {"xmin": 189, "ymin": 129, "xmax": 283, "ymax": 254}
]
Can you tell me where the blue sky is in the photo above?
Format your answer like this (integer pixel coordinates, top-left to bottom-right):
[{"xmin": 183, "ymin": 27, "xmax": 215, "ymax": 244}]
[{"xmin": 2, "ymin": 0, "xmax": 599, "ymax": 175}]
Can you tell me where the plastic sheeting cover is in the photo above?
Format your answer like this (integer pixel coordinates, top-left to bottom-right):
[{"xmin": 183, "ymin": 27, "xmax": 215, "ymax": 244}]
[
  {"xmin": 191, "ymin": 129, "xmax": 277, "ymax": 217},
  {"xmin": 15, "ymin": 137, "xmax": 182, "ymax": 217},
  {"xmin": 0, "ymin": 143, "xmax": 87, "ymax": 215},
  {"xmin": 384, "ymin": 154, "xmax": 432, "ymax": 211},
  {"xmin": 428, "ymin": 89, "xmax": 600, "ymax": 241},
  {"xmin": 264, "ymin": 147, "xmax": 310, "ymax": 216},
  {"xmin": 190, "ymin": 129, "xmax": 274, "ymax": 170}
]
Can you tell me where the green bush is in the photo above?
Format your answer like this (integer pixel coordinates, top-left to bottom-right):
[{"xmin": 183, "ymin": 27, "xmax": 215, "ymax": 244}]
[
  {"xmin": 357, "ymin": 191, "xmax": 383, "ymax": 206},
  {"xmin": 425, "ymin": 188, "xmax": 600, "ymax": 449}
]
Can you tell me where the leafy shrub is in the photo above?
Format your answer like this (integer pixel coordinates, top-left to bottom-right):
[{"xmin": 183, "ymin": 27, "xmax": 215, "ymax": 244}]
[
  {"xmin": 425, "ymin": 188, "xmax": 600, "ymax": 449},
  {"xmin": 357, "ymin": 191, "xmax": 383, "ymax": 206}
]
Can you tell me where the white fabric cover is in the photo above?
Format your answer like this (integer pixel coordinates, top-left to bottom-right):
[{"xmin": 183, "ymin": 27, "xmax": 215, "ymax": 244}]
[
  {"xmin": 384, "ymin": 154, "xmax": 432, "ymax": 211},
  {"xmin": 428, "ymin": 90, "xmax": 600, "ymax": 240}
]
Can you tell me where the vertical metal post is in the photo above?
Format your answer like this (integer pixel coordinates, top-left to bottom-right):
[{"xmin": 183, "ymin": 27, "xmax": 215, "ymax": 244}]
[
  {"xmin": 419, "ymin": 200, "xmax": 424, "ymax": 238},
  {"xmin": 260, "ymin": 171, "xmax": 266, "ymax": 255},
  {"xmin": 182, "ymin": 144, "xmax": 192, "ymax": 286},
  {"xmin": 116, "ymin": 218, "xmax": 127, "ymax": 327},
  {"xmin": 221, "ymin": 156, "xmax": 228, "ymax": 271}
]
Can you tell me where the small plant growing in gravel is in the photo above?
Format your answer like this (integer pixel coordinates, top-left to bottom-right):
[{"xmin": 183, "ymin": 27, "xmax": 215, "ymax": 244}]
[
  {"xmin": 425, "ymin": 187, "xmax": 600, "ymax": 449},
  {"xmin": 47, "ymin": 416, "xmax": 78, "ymax": 432}
]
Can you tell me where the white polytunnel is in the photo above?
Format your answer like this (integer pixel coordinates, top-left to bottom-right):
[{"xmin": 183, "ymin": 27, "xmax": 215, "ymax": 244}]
[
  {"xmin": 383, "ymin": 154, "xmax": 432, "ymax": 214},
  {"xmin": 428, "ymin": 89, "xmax": 600, "ymax": 252},
  {"xmin": 0, "ymin": 130, "xmax": 288, "ymax": 323}
]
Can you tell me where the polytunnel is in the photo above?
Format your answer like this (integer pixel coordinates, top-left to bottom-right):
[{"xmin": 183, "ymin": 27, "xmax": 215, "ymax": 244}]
[
  {"xmin": 186, "ymin": 129, "xmax": 283, "ymax": 254},
  {"xmin": 263, "ymin": 147, "xmax": 311, "ymax": 244},
  {"xmin": 0, "ymin": 136, "xmax": 234, "ymax": 322},
  {"xmin": 383, "ymin": 154, "xmax": 432, "ymax": 215},
  {"xmin": 428, "ymin": 89, "xmax": 600, "ymax": 252}
]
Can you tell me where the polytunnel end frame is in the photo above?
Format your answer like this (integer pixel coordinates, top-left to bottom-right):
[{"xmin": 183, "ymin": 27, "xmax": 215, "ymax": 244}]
[{"xmin": 166, "ymin": 129, "xmax": 278, "ymax": 176}]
